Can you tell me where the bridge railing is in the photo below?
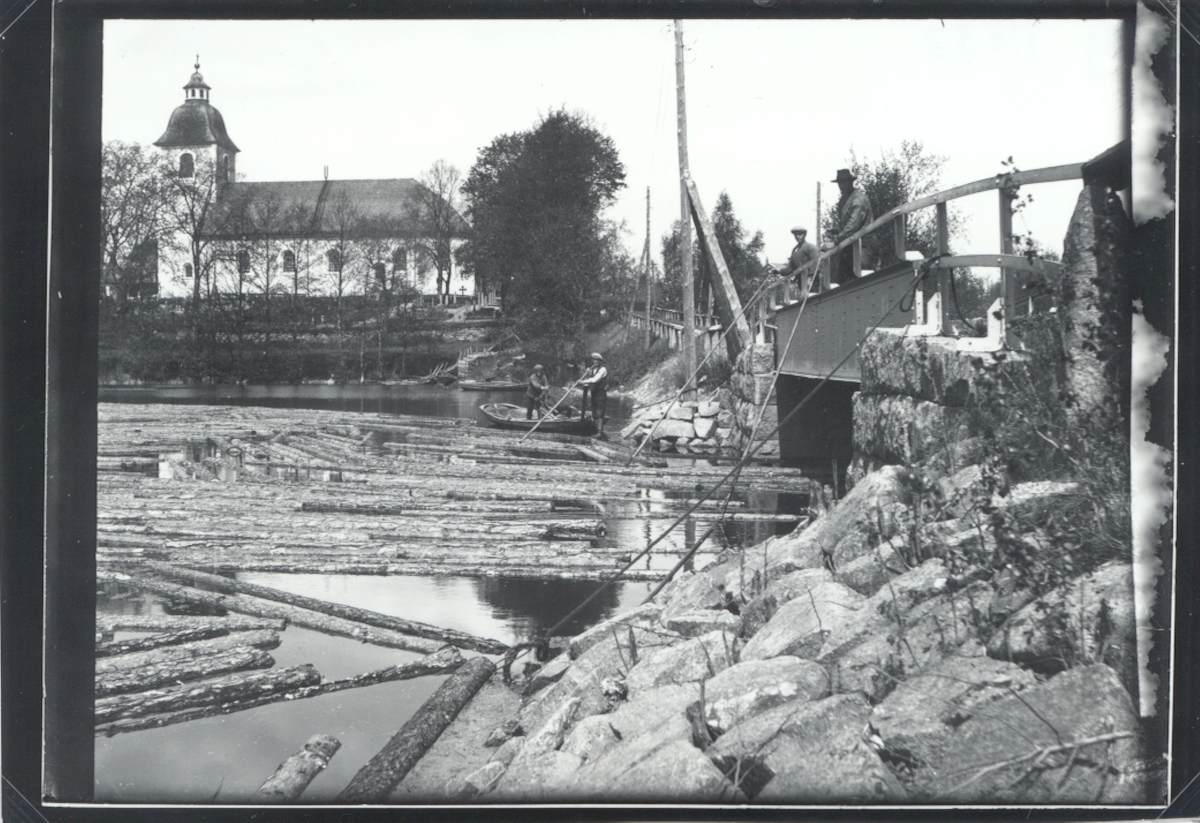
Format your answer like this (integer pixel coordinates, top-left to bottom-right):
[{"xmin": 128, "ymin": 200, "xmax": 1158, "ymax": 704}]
[{"xmin": 762, "ymin": 160, "xmax": 1084, "ymax": 350}]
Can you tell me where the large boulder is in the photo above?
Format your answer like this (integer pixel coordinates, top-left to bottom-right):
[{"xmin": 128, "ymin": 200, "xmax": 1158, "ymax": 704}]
[
  {"xmin": 869, "ymin": 642, "xmax": 1038, "ymax": 784},
  {"xmin": 858, "ymin": 333, "xmax": 978, "ymax": 407},
  {"xmin": 627, "ymin": 630, "xmax": 738, "ymax": 691},
  {"xmin": 571, "ymin": 713, "xmax": 734, "ymax": 801},
  {"xmin": 821, "ymin": 581, "xmax": 996, "ymax": 701},
  {"xmin": 764, "ymin": 465, "xmax": 913, "ymax": 578},
  {"xmin": 987, "ymin": 562, "xmax": 1135, "ymax": 696},
  {"xmin": 853, "ymin": 394, "xmax": 973, "ymax": 467},
  {"xmin": 740, "ymin": 580, "xmax": 866, "ymax": 661},
  {"xmin": 660, "ymin": 570, "xmax": 729, "ymax": 620},
  {"xmin": 706, "ymin": 693, "xmax": 907, "ymax": 803},
  {"xmin": 663, "ymin": 610, "xmax": 741, "ymax": 638},
  {"xmin": 739, "ymin": 567, "xmax": 833, "ymax": 637},
  {"xmin": 559, "ymin": 714, "xmax": 620, "ymax": 764},
  {"xmin": 493, "ymin": 697, "xmax": 582, "ymax": 800},
  {"xmin": 1054, "ymin": 184, "xmax": 1132, "ymax": 430},
  {"xmin": 918, "ymin": 664, "xmax": 1146, "ymax": 803},
  {"xmin": 700, "ymin": 656, "xmax": 830, "ymax": 734},
  {"xmin": 569, "ymin": 603, "xmax": 662, "ymax": 660}
]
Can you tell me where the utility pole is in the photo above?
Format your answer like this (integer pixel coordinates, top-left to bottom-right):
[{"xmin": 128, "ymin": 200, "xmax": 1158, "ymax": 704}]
[
  {"xmin": 675, "ymin": 20, "xmax": 697, "ymax": 400},
  {"xmin": 644, "ymin": 187, "xmax": 652, "ymax": 349}
]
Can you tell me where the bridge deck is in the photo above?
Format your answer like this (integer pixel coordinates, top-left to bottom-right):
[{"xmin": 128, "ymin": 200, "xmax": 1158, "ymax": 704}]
[{"xmin": 774, "ymin": 261, "xmax": 920, "ymax": 383}]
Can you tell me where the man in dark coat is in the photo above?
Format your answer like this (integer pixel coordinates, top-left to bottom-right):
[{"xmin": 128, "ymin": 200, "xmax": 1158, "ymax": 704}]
[
  {"xmin": 823, "ymin": 169, "xmax": 874, "ymax": 286},
  {"xmin": 769, "ymin": 225, "xmax": 821, "ymax": 294}
]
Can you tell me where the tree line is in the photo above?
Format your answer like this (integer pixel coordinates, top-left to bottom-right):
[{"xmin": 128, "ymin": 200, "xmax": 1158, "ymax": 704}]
[{"xmin": 103, "ymin": 111, "xmax": 988, "ymax": 383}]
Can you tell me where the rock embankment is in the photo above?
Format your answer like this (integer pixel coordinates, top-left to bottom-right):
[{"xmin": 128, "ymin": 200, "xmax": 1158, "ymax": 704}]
[{"xmin": 426, "ymin": 461, "xmax": 1149, "ymax": 804}]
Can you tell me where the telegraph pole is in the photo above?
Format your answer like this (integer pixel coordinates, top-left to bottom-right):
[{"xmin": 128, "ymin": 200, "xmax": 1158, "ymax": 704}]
[
  {"xmin": 675, "ymin": 20, "xmax": 697, "ymax": 399},
  {"xmin": 644, "ymin": 187, "xmax": 652, "ymax": 348}
]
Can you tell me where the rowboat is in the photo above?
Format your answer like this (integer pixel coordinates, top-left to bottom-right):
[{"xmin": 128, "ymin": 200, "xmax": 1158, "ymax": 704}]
[
  {"xmin": 479, "ymin": 403, "xmax": 595, "ymax": 435},
  {"xmin": 459, "ymin": 380, "xmax": 526, "ymax": 391}
]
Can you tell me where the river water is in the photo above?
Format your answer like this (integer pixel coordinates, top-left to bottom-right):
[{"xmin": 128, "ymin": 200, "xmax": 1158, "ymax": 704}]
[{"xmin": 94, "ymin": 383, "xmax": 795, "ymax": 803}]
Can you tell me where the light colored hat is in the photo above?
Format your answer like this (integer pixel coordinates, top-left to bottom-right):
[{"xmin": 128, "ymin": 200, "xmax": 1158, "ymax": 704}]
[
  {"xmin": 590, "ymin": 352, "xmax": 604, "ymax": 361},
  {"xmin": 791, "ymin": 225, "xmax": 807, "ymax": 234},
  {"xmin": 533, "ymin": 364, "xmax": 544, "ymax": 371}
]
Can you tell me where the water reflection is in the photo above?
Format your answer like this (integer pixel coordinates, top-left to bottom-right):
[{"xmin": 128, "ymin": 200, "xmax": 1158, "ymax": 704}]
[
  {"xmin": 100, "ymin": 383, "xmax": 633, "ymax": 426},
  {"xmin": 472, "ymin": 576, "xmax": 621, "ymax": 640}
]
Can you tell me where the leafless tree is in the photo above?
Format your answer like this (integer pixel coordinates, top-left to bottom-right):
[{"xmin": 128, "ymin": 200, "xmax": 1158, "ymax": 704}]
[
  {"xmin": 100, "ymin": 141, "xmax": 167, "ymax": 302},
  {"xmin": 409, "ymin": 160, "xmax": 464, "ymax": 301}
]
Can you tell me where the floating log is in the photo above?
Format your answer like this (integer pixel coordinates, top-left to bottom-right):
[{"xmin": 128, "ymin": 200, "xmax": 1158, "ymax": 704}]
[
  {"xmin": 96, "ymin": 645, "xmax": 274, "ymax": 698},
  {"xmin": 96, "ymin": 629, "xmax": 281, "ymax": 675},
  {"xmin": 95, "ymin": 647, "xmax": 464, "ymax": 736},
  {"xmin": 299, "ymin": 502, "xmax": 407, "ymax": 516},
  {"xmin": 95, "ymin": 663, "xmax": 321, "ymax": 724},
  {"xmin": 95, "ymin": 615, "xmax": 285, "ymax": 637},
  {"xmin": 337, "ymin": 656, "xmax": 495, "ymax": 803},
  {"xmin": 99, "ymin": 569, "xmax": 445, "ymax": 654},
  {"xmin": 96, "ymin": 626, "xmax": 230, "ymax": 657},
  {"xmin": 256, "ymin": 734, "xmax": 342, "ymax": 803},
  {"xmin": 129, "ymin": 560, "xmax": 509, "ymax": 655}
]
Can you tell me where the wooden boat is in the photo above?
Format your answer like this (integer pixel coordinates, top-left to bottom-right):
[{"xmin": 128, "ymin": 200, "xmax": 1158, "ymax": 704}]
[
  {"xmin": 479, "ymin": 403, "xmax": 595, "ymax": 435},
  {"xmin": 458, "ymin": 379, "xmax": 526, "ymax": 392}
]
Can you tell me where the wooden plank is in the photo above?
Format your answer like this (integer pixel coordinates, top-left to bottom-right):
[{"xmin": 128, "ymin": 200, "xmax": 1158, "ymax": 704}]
[
  {"xmin": 685, "ymin": 177, "xmax": 753, "ymax": 357},
  {"xmin": 337, "ymin": 656, "xmax": 496, "ymax": 803}
]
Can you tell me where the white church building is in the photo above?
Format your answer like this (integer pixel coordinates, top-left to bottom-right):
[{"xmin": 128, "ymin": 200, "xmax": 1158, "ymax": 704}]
[{"xmin": 151, "ymin": 62, "xmax": 473, "ymax": 303}]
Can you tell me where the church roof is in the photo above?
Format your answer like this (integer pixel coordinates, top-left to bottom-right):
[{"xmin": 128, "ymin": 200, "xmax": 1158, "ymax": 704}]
[
  {"xmin": 154, "ymin": 99, "xmax": 239, "ymax": 153},
  {"xmin": 202, "ymin": 179, "xmax": 470, "ymax": 239}
]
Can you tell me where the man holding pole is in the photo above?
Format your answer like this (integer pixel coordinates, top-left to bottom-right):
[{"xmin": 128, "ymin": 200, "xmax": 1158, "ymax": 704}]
[
  {"xmin": 525, "ymin": 365, "xmax": 550, "ymax": 419},
  {"xmin": 768, "ymin": 225, "xmax": 821, "ymax": 294},
  {"xmin": 578, "ymin": 352, "xmax": 609, "ymax": 439}
]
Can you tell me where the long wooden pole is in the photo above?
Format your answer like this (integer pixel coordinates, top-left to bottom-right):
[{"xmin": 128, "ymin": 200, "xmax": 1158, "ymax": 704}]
[
  {"xmin": 644, "ymin": 186, "xmax": 652, "ymax": 348},
  {"xmin": 675, "ymin": 20, "xmax": 697, "ymax": 401}
]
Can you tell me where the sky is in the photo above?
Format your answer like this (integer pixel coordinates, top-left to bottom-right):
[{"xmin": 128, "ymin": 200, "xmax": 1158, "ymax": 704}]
[{"xmin": 103, "ymin": 18, "xmax": 1125, "ymax": 272}]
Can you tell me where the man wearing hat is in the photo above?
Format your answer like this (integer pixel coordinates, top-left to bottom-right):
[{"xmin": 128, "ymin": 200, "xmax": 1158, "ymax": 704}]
[
  {"xmin": 823, "ymin": 168, "xmax": 874, "ymax": 286},
  {"xmin": 578, "ymin": 352, "xmax": 609, "ymax": 439},
  {"xmin": 525, "ymin": 364, "xmax": 550, "ymax": 419},
  {"xmin": 768, "ymin": 226, "xmax": 821, "ymax": 295}
]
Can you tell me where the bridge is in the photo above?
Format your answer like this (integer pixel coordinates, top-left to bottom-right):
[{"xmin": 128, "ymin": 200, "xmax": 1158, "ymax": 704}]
[{"xmin": 632, "ymin": 142, "xmax": 1125, "ymax": 480}]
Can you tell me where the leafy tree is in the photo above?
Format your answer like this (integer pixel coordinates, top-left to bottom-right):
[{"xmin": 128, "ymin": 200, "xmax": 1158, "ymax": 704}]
[
  {"xmin": 101, "ymin": 141, "xmax": 167, "ymax": 303},
  {"xmin": 460, "ymin": 110, "xmax": 626, "ymax": 350},
  {"xmin": 823, "ymin": 140, "xmax": 966, "ymax": 270},
  {"xmin": 157, "ymin": 151, "xmax": 227, "ymax": 313},
  {"xmin": 659, "ymin": 191, "xmax": 765, "ymax": 312}
]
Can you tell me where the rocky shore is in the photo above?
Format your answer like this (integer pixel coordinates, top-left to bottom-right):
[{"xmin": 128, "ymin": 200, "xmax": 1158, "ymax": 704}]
[{"xmin": 413, "ymin": 460, "xmax": 1149, "ymax": 804}]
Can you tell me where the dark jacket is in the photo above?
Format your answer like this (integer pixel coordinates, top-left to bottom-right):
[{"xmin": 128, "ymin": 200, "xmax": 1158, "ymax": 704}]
[
  {"xmin": 779, "ymin": 240, "xmax": 820, "ymax": 277},
  {"xmin": 526, "ymin": 372, "xmax": 549, "ymax": 400},
  {"xmin": 833, "ymin": 188, "xmax": 874, "ymax": 244}
]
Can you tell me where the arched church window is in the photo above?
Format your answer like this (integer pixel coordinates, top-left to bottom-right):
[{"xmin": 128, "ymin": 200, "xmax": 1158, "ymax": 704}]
[
  {"xmin": 373, "ymin": 262, "xmax": 387, "ymax": 285},
  {"xmin": 184, "ymin": 263, "xmax": 193, "ymax": 280},
  {"xmin": 326, "ymin": 249, "xmax": 343, "ymax": 273},
  {"xmin": 282, "ymin": 250, "xmax": 296, "ymax": 273},
  {"xmin": 391, "ymin": 247, "xmax": 407, "ymax": 273},
  {"xmin": 179, "ymin": 153, "xmax": 194, "ymax": 178},
  {"xmin": 237, "ymin": 249, "xmax": 251, "ymax": 275},
  {"xmin": 221, "ymin": 155, "xmax": 231, "ymax": 182}
]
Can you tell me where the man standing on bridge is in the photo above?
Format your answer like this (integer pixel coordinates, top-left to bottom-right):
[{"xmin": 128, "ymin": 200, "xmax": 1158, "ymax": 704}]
[
  {"xmin": 823, "ymin": 168, "xmax": 874, "ymax": 286},
  {"xmin": 768, "ymin": 225, "xmax": 821, "ymax": 295}
]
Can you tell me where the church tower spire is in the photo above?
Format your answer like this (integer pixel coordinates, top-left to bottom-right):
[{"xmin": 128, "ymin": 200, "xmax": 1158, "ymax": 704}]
[{"xmin": 154, "ymin": 58, "xmax": 239, "ymax": 182}]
